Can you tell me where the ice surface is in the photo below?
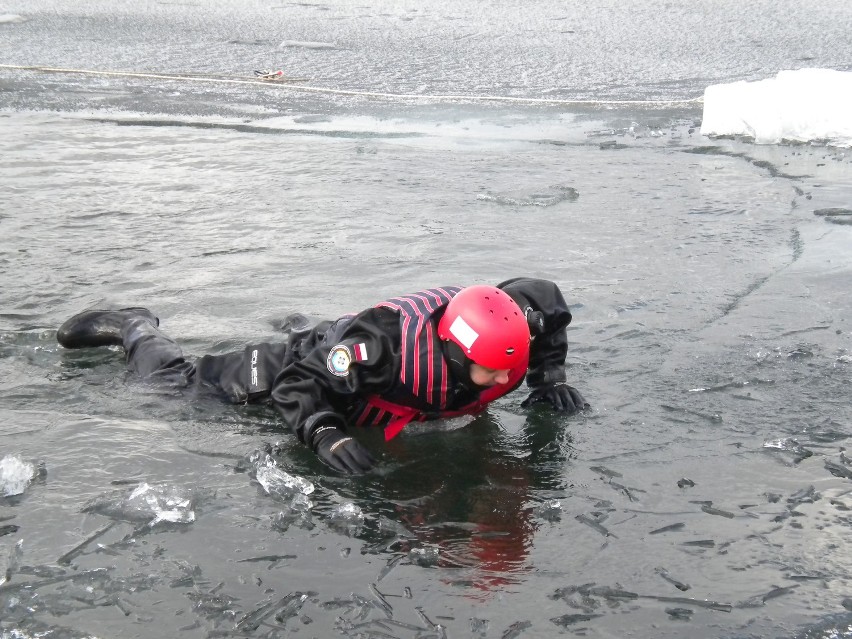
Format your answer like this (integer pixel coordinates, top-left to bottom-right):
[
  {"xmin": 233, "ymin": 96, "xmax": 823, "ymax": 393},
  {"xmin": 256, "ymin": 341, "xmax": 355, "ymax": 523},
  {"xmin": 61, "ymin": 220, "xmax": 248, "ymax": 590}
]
[
  {"xmin": 0, "ymin": 539, "xmax": 24, "ymax": 586},
  {"xmin": 245, "ymin": 445, "xmax": 315, "ymax": 498},
  {"xmin": 82, "ymin": 482, "xmax": 196, "ymax": 527},
  {"xmin": 271, "ymin": 494, "xmax": 315, "ymax": 533},
  {"xmin": 330, "ymin": 503, "xmax": 364, "ymax": 522},
  {"xmin": 409, "ymin": 546, "xmax": 441, "ymax": 567},
  {"xmin": 326, "ymin": 502, "xmax": 365, "ymax": 536},
  {"xmin": 534, "ymin": 499, "xmax": 564, "ymax": 522},
  {"xmin": 476, "ymin": 185, "xmax": 579, "ymax": 207},
  {"xmin": 255, "ymin": 465, "xmax": 315, "ymax": 498},
  {"xmin": 701, "ymin": 69, "xmax": 852, "ymax": 146},
  {"xmin": 278, "ymin": 40, "xmax": 336, "ymax": 50},
  {"xmin": 0, "ymin": 455, "xmax": 40, "ymax": 497},
  {"xmin": 127, "ymin": 483, "xmax": 196, "ymax": 525}
]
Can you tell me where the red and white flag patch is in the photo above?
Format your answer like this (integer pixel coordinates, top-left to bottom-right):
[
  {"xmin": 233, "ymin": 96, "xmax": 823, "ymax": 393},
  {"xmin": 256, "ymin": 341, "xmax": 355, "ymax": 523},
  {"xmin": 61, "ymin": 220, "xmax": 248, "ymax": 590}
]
[{"xmin": 353, "ymin": 342, "xmax": 368, "ymax": 361}]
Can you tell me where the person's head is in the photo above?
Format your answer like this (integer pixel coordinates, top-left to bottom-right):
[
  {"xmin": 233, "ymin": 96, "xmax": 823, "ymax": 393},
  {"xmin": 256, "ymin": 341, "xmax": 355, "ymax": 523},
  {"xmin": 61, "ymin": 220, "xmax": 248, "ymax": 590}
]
[
  {"xmin": 468, "ymin": 363, "xmax": 512, "ymax": 387},
  {"xmin": 438, "ymin": 285, "xmax": 530, "ymax": 388}
]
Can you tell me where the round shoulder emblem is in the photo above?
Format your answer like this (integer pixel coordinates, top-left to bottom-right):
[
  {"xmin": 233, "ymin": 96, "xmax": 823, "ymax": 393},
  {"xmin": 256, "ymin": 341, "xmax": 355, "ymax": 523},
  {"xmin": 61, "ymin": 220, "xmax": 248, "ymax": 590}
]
[{"xmin": 327, "ymin": 344, "xmax": 352, "ymax": 377}]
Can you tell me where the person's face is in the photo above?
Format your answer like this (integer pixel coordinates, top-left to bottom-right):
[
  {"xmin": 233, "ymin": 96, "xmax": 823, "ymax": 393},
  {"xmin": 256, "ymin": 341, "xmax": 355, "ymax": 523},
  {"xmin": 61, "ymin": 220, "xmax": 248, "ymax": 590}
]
[{"xmin": 469, "ymin": 363, "xmax": 511, "ymax": 387}]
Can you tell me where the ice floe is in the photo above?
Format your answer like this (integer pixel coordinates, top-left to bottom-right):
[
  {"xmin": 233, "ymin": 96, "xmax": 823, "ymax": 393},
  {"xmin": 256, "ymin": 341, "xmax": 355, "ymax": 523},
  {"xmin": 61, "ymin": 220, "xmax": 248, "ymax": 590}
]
[{"xmin": 701, "ymin": 69, "xmax": 852, "ymax": 146}]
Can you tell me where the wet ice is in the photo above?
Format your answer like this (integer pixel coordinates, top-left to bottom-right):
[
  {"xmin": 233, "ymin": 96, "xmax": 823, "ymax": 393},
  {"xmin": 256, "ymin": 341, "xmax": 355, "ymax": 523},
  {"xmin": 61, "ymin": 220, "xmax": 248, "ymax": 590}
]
[
  {"xmin": 408, "ymin": 546, "xmax": 440, "ymax": 567},
  {"xmin": 0, "ymin": 456, "xmax": 45, "ymax": 498},
  {"xmin": 328, "ymin": 502, "xmax": 365, "ymax": 536},
  {"xmin": 533, "ymin": 499, "xmax": 563, "ymax": 522},
  {"xmin": 476, "ymin": 184, "xmax": 579, "ymax": 207},
  {"xmin": 82, "ymin": 482, "xmax": 196, "ymax": 527},
  {"xmin": 1, "ymin": 540, "xmax": 23, "ymax": 586},
  {"xmin": 255, "ymin": 465, "xmax": 315, "ymax": 498},
  {"xmin": 245, "ymin": 446, "xmax": 315, "ymax": 498},
  {"xmin": 271, "ymin": 494, "xmax": 315, "ymax": 532},
  {"xmin": 1, "ymin": 3, "xmax": 852, "ymax": 637}
]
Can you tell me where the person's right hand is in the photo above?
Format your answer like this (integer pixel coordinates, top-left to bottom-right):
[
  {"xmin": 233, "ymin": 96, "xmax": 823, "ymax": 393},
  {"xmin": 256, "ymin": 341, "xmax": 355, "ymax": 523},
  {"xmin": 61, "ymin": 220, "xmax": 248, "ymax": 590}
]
[{"xmin": 311, "ymin": 425, "xmax": 375, "ymax": 474}]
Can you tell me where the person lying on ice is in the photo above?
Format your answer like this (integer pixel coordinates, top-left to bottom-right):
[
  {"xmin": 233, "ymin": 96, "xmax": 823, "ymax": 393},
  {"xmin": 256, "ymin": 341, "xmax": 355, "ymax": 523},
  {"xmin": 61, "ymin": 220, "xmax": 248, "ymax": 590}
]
[{"xmin": 56, "ymin": 277, "xmax": 588, "ymax": 474}]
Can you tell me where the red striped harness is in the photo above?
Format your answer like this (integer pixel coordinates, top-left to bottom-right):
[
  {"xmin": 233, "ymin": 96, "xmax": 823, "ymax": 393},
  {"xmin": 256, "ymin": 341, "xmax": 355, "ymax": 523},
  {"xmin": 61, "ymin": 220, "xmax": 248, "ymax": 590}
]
[{"xmin": 351, "ymin": 287, "xmax": 528, "ymax": 440}]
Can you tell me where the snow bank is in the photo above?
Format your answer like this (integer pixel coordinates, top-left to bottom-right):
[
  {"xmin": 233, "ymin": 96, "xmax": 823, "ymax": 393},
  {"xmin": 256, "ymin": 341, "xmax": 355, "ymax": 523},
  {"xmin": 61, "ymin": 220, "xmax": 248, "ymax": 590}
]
[{"xmin": 700, "ymin": 69, "xmax": 852, "ymax": 146}]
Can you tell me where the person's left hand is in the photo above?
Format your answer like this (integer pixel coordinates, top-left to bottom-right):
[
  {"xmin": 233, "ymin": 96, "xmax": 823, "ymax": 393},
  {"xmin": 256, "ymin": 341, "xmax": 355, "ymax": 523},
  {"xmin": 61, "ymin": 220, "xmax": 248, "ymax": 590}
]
[{"xmin": 521, "ymin": 383, "xmax": 589, "ymax": 413}]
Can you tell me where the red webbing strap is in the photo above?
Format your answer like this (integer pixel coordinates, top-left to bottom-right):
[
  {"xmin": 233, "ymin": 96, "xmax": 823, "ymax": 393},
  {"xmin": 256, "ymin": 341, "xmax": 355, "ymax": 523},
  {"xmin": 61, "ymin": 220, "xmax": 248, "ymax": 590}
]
[
  {"xmin": 371, "ymin": 356, "xmax": 528, "ymax": 441},
  {"xmin": 362, "ymin": 396, "xmax": 420, "ymax": 441}
]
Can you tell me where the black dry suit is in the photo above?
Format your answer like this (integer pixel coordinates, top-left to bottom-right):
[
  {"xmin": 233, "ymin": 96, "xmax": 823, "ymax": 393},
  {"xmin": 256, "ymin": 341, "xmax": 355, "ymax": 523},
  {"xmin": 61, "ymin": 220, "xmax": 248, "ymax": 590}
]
[{"xmin": 121, "ymin": 277, "xmax": 573, "ymax": 446}]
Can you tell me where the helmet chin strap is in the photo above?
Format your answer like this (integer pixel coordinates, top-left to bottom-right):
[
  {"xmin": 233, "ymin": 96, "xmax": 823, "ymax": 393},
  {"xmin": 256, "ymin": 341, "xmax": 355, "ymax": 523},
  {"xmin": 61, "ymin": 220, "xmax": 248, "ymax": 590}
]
[{"xmin": 442, "ymin": 339, "xmax": 492, "ymax": 393}]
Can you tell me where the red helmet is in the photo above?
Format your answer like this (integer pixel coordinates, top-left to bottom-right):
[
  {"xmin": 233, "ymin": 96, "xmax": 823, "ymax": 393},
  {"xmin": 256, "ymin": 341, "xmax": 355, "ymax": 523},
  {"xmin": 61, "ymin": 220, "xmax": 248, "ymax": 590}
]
[{"xmin": 438, "ymin": 285, "xmax": 530, "ymax": 370}]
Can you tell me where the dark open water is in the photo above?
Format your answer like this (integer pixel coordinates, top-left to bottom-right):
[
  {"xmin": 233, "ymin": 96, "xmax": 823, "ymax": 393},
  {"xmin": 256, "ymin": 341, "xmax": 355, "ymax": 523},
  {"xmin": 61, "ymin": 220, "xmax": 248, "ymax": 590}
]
[{"xmin": 2, "ymin": 2, "xmax": 852, "ymax": 638}]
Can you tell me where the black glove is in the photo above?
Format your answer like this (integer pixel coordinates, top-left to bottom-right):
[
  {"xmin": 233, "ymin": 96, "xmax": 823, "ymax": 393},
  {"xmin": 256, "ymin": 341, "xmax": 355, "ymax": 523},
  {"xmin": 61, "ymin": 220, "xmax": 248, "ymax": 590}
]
[
  {"xmin": 526, "ymin": 309, "xmax": 546, "ymax": 336},
  {"xmin": 310, "ymin": 425, "xmax": 376, "ymax": 474},
  {"xmin": 521, "ymin": 383, "xmax": 589, "ymax": 413}
]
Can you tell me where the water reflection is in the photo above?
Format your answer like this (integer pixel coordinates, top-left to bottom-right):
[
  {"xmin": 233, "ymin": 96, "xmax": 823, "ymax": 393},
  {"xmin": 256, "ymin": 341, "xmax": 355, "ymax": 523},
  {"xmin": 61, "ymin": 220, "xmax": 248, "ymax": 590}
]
[{"xmin": 318, "ymin": 410, "xmax": 574, "ymax": 595}]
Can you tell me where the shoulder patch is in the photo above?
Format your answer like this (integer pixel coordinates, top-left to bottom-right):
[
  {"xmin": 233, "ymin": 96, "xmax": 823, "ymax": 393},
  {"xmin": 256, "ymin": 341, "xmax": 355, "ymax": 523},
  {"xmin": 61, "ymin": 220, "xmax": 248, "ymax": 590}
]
[{"xmin": 327, "ymin": 344, "xmax": 352, "ymax": 377}]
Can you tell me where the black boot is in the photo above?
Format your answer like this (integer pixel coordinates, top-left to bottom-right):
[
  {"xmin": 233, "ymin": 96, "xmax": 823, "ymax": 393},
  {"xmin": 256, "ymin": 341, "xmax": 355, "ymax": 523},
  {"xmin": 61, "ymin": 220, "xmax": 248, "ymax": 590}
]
[{"xmin": 57, "ymin": 308, "xmax": 159, "ymax": 349}]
